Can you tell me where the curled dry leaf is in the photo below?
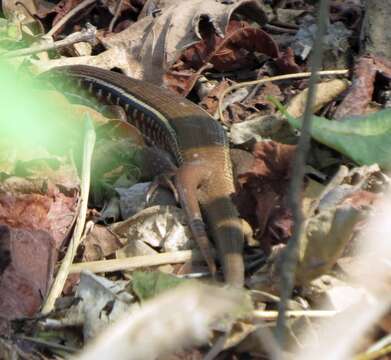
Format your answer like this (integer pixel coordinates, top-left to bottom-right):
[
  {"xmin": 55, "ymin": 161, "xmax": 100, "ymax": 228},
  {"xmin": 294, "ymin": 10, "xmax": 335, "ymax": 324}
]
[
  {"xmin": 275, "ymin": 47, "xmax": 301, "ymax": 74},
  {"xmin": 166, "ymin": 19, "xmax": 279, "ymax": 95},
  {"xmin": 230, "ymin": 115, "xmax": 283, "ymax": 145},
  {"xmin": 234, "ymin": 141, "xmax": 295, "ymax": 252},
  {"xmin": 287, "ymin": 78, "xmax": 349, "ymax": 118},
  {"xmin": 334, "ymin": 55, "xmax": 391, "ymax": 120},
  {"xmin": 334, "ymin": 56, "xmax": 377, "ymax": 120},
  {"xmin": 82, "ymin": 224, "xmax": 123, "ymax": 262},
  {"xmin": 110, "ymin": 205, "xmax": 193, "ymax": 252},
  {"xmin": 100, "ymin": 0, "xmax": 268, "ymax": 93}
]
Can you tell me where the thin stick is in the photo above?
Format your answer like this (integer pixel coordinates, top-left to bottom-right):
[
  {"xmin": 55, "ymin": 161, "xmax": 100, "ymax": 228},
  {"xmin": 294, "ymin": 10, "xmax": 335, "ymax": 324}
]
[
  {"xmin": 16, "ymin": 336, "xmax": 77, "ymax": 353},
  {"xmin": 46, "ymin": 0, "xmax": 96, "ymax": 37},
  {"xmin": 275, "ymin": 0, "xmax": 330, "ymax": 346},
  {"xmin": 1, "ymin": 25, "xmax": 96, "ymax": 59},
  {"xmin": 69, "ymin": 250, "xmax": 203, "ymax": 273},
  {"xmin": 109, "ymin": 0, "xmax": 124, "ymax": 33},
  {"xmin": 253, "ymin": 310, "xmax": 338, "ymax": 320},
  {"xmin": 264, "ymin": 23, "xmax": 297, "ymax": 34},
  {"xmin": 218, "ymin": 69, "xmax": 348, "ymax": 123},
  {"xmin": 41, "ymin": 116, "xmax": 95, "ymax": 315}
]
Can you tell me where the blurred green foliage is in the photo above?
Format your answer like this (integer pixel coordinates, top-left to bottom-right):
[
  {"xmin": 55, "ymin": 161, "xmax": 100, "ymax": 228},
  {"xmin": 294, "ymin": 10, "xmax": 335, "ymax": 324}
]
[{"xmin": 0, "ymin": 61, "xmax": 83, "ymax": 170}]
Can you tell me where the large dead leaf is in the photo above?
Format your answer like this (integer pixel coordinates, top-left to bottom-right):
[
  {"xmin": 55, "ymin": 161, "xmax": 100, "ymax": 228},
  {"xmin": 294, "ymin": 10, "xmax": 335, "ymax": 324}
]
[
  {"xmin": 0, "ymin": 226, "xmax": 56, "ymax": 335},
  {"xmin": 165, "ymin": 19, "xmax": 279, "ymax": 95},
  {"xmin": 287, "ymin": 78, "xmax": 349, "ymax": 118},
  {"xmin": 110, "ymin": 205, "xmax": 192, "ymax": 251},
  {"xmin": 0, "ymin": 176, "xmax": 77, "ymax": 249},
  {"xmin": 234, "ymin": 141, "xmax": 296, "ymax": 253},
  {"xmin": 0, "ymin": 149, "xmax": 78, "ymax": 332},
  {"xmin": 66, "ymin": 272, "xmax": 134, "ymax": 340},
  {"xmin": 98, "ymin": 0, "xmax": 268, "ymax": 91},
  {"xmin": 334, "ymin": 55, "xmax": 391, "ymax": 119}
]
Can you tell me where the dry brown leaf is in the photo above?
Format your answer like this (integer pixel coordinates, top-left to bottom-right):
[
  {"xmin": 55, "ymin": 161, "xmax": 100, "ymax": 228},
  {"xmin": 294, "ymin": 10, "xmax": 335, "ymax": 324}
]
[
  {"xmin": 275, "ymin": 47, "xmax": 301, "ymax": 74},
  {"xmin": 110, "ymin": 205, "xmax": 193, "ymax": 251},
  {"xmin": 99, "ymin": 0, "xmax": 268, "ymax": 87},
  {"xmin": 234, "ymin": 141, "xmax": 295, "ymax": 252},
  {"xmin": 0, "ymin": 177, "xmax": 77, "ymax": 248},
  {"xmin": 0, "ymin": 135, "xmax": 78, "ymax": 326},
  {"xmin": 199, "ymin": 80, "xmax": 230, "ymax": 115},
  {"xmin": 166, "ymin": 19, "xmax": 279, "ymax": 95},
  {"xmin": 2, "ymin": 0, "xmax": 38, "ymax": 24},
  {"xmin": 0, "ymin": 226, "xmax": 56, "ymax": 335},
  {"xmin": 334, "ymin": 56, "xmax": 377, "ymax": 120},
  {"xmin": 294, "ymin": 165, "xmax": 381, "ymax": 285},
  {"xmin": 82, "ymin": 224, "xmax": 123, "ymax": 262},
  {"xmin": 333, "ymin": 55, "xmax": 391, "ymax": 120},
  {"xmin": 287, "ymin": 78, "xmax": 349, "ymax": 118}
]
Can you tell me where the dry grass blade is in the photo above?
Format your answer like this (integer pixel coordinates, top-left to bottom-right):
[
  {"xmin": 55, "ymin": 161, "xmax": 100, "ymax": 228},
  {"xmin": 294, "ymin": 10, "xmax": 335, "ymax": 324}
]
[
  {"xmin": 253, "ymin": 310, "xmax": 338, "ymax": 320},
  {"xmin": 41, "ymin": 117, "xmax": 96, "ymax": 315},
  {"xmin": 69, "ymin": 250, "xmax": 203, "ymax": 273}
]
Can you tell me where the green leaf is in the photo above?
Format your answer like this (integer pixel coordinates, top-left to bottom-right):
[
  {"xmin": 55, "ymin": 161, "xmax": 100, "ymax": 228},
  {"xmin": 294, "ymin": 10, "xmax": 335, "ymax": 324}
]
[
  {"xmin": 269, "ymin": 97, "xmax": 391, "ymax": 169},
  {"xmin": 132, "ymin": 271, "xmax": 188, "ymax": 301}
]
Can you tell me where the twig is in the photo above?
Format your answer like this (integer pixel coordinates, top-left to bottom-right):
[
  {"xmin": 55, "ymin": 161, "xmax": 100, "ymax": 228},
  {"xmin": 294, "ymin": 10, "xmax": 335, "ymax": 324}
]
[
  {"xmin": 253, "ymin": 310, "xmax": 338, "ymax": 320},
  {"xmin": 109, "ymin": 0, "xmax": 124, "ymax": 33},
  {"xmin": 16, "ymin": 336, "xmax": 77, "ymax": 353},
  {"xmin": 264, "ymin": 23, "xmax": 297, "ymax": 34},
  {"xmin": 41, "ymin": 116, "xmax": 95, "ymax": 315},
  {"xmin": 218, "ymin": 69, "xmax": 348, "ymax": 123},
  {"xmin": 46, "ymin": 0, "xmax": 96, "ymax": 37},
  {"xmin": 69, "ymin": 249, "xmax": 203, "ymax": 273},
  {"xmin": 0, "ymin": 25, "xmax": 96, "ymax": 59},
  {"xmin": 275, "ymin": 0, "xmax": 330, "ymax": 346}
]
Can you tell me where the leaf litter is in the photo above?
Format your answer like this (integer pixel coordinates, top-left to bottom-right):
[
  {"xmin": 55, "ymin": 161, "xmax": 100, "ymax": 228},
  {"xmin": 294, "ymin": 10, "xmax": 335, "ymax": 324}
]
[{"xmin": 0, "ymin": 0, "xmax": 390, "ymax": 359}]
